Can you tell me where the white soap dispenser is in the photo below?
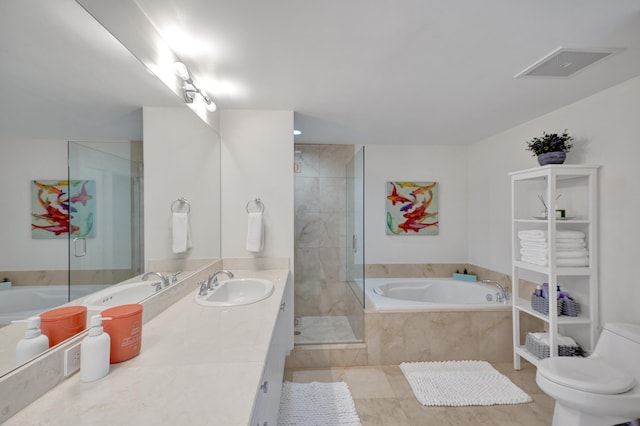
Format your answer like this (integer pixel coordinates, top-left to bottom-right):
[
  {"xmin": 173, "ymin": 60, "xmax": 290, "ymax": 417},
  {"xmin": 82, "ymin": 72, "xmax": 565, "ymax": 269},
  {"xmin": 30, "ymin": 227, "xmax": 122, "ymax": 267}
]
[
  {"xmin": 12, "ymin": 316, "xmax": 49, "ymax": 365},
  {"xmin": 80, "ymin": 314, "xmax": 111, "ymax": 382}
]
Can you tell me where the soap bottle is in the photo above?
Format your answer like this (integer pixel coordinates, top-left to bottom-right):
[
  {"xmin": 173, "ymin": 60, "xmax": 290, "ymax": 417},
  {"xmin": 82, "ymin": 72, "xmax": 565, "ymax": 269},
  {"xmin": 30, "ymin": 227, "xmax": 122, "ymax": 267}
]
[
  {"xmin": 13, "ymin": 316, "xmax": 49, "ymax": 365},
  {"xmin": 80, "ymin": 314, "xmax": 111, "ymax": 382}
]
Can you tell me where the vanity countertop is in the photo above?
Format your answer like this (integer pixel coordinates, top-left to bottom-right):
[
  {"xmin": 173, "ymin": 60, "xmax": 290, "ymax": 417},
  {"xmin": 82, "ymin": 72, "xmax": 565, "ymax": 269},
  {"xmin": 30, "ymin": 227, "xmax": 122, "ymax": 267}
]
[{"xmin": 6, "ymin": 268, "xmax": 289, "ymax": 426}]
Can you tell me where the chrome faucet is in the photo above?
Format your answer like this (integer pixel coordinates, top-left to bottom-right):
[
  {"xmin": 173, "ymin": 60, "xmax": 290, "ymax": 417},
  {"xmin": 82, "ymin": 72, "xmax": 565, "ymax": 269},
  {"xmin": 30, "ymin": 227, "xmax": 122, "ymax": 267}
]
[
  {"xmin": 142, "ymin": 271, "xmax": 170, "ymax": 288},
  {"xmin": 207, "ymin": 270, "xmax": 234, "ymax": 290},
  {"xmin": 481, "ymin": 279, "xmax": 509, "ymax": 303}
]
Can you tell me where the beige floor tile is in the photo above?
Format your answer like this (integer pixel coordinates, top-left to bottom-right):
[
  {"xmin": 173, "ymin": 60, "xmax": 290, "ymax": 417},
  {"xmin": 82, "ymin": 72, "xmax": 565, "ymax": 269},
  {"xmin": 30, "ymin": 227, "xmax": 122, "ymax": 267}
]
[
  {"xmin": 355, "ymin": 398, "xmax": 411, "ymax": 426},
  {"xmin": 336, "ymin": 366, "xmax": 397, "ymax": 399}
]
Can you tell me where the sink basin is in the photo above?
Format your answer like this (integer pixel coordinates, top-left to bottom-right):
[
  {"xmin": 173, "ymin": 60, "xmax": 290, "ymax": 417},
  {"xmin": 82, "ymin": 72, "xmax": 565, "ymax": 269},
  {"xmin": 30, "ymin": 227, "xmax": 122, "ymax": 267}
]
[
  {"xmin": 82, "ymin": 281, "xmax": 159, "ymax": 311},
  {"xmin": 195, "ymin": 278, "xmax": 274, "ymax": 307}
]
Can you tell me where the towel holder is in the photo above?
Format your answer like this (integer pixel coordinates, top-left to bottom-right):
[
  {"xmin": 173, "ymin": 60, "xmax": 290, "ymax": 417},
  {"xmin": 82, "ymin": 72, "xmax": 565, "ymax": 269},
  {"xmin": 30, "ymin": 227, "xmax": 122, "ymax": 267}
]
[
  {"xmin": 171, "ymin": 197, "xmax": 191, "ymax": 215},
  {"xmin": 246, "ymin": 198, "xmax": 264, "ymax": 213}
]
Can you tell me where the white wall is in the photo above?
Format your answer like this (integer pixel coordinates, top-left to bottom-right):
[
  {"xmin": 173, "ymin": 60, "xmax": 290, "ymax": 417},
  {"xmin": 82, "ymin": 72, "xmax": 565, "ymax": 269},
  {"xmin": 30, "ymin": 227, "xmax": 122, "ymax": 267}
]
[
  {"xmin": 143, "ymin": 107, "xmax": 221, "ymax": 265},
  {"xmin": 364, "ymin": 145, "xmax": 469, "ymax": 264},
  {"xmin": 220, "ymin": 110, "xmax": 294, "ymax": 262},
  {"xmin": 468, "ymin": 75, "xmax": 640, "ymax": 324}
]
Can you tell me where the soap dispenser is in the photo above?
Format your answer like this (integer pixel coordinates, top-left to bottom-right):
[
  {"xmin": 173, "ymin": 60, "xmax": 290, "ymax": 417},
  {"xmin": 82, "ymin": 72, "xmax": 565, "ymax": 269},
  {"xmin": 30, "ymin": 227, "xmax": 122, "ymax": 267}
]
[
  {"xmin": 80, "ymin": 314, "xmax": 111, "ymax": 382},
  {"xmin": 12, "ymin": 316, "xmax": 49, "ymax": 365}
]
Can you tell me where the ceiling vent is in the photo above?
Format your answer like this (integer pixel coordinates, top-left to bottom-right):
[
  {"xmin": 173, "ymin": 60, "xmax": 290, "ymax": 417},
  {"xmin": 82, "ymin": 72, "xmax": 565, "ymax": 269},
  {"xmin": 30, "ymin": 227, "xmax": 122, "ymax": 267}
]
[{"xmin": 515, "ymin": 47, "xmax": 624, "ymax": 79}]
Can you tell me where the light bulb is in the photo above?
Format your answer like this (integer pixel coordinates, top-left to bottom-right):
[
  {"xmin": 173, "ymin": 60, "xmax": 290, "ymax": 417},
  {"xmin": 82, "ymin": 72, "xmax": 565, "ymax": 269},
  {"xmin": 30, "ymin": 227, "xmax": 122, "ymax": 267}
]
[
  {"xmin": 205, "ymin": 99, "xmax": 217, "ymax": 112},
  {"xmin": 293, "ymin": 130, "xmax": 302, "ymax": 136},
  {"xmin": 173, "ymin": 62, "xmax": 190, "ymax": 81}
]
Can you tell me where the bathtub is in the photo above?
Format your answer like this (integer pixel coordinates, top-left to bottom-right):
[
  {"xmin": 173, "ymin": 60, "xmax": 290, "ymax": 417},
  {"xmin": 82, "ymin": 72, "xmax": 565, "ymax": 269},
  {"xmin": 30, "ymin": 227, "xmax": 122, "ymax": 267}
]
[
  {"xmin": 0, "ymin": 284, "xmax": 109, "ymax": 326},
  {"xmin": 363, "ymin": 277, "xmax": 513, "ymax": 364},
  {"xmin": 365, "ymin": 278, "xmax": 510, "ymax": 311}
]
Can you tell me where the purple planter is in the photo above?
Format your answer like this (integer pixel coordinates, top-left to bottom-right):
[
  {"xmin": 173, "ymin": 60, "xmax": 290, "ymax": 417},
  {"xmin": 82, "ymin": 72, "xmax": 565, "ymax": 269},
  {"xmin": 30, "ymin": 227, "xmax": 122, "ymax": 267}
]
[{"xmin": 537, "ymin": 151, "xmax": 566, "ymax": 165}]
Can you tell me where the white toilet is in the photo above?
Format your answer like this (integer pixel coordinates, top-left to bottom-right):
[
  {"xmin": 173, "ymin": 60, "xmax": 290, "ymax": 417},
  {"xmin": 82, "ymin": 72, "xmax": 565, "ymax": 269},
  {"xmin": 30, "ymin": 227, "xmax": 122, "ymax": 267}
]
[{"xmin": 536, "ymin": 323, "xmax": 640, "ymax": 426}]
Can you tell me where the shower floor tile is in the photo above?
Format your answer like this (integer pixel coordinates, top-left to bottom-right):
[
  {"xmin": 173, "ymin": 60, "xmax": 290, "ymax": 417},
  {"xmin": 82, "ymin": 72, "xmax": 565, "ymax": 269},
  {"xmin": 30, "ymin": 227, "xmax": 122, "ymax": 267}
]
[{"xmin": 294, "ymin": 315, "xmax": 360, "ymax": 345}]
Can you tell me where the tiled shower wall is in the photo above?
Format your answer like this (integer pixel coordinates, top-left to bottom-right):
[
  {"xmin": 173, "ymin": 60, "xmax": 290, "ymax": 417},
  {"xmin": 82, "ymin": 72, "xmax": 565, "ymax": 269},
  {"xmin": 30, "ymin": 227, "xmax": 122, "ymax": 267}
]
[{"xmin": 294, "ymin": 144, "xmax": 358, "ymax": 322}]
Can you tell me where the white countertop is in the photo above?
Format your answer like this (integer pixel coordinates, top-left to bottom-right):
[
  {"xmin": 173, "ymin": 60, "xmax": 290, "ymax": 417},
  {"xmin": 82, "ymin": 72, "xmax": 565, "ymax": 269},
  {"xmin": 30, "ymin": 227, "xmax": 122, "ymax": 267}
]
[{"xmin": 6, "ymin": 268, "xmax": 289, "ymax": 426}]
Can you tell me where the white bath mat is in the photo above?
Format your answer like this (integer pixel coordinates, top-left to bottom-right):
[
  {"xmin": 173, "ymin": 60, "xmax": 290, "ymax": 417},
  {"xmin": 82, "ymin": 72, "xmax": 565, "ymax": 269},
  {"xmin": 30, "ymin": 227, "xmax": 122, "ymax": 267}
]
[
  {"xmin": 400, "ymin": 360, "xmax": 532, "ymax": 406},
  {"xmin": 278, "ymin": 381, "xmax": 362, "ymax": 426}
]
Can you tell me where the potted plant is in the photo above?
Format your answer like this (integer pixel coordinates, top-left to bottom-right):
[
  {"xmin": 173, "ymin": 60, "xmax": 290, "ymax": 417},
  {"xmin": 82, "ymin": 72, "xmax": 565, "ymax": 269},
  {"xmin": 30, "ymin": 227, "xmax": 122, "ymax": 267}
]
[{"xmin": 525, "ymin": 129, "xmax": 574, "ymax": 165}]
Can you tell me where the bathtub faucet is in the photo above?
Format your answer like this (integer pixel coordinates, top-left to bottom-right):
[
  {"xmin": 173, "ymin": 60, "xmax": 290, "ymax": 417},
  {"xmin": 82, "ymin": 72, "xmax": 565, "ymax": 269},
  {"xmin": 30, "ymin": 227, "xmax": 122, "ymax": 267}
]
[
  {"xmin": 481, "ymin": 279, "xmax": 509, "ymax": 303},
  {"xmin": 207, "ymin": 270, "xmax": 234, "ymax": 290},
  {"xmin": 142, "ymin": 271, "xmax": 170, "ymax": 288}
]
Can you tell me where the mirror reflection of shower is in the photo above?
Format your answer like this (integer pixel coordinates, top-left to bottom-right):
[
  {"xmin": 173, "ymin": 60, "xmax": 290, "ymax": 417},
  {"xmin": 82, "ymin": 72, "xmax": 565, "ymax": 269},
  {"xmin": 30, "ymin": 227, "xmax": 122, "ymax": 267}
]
[{"xmin": 293, "ymin": 144, "xmax": 364, "ymax": 345}]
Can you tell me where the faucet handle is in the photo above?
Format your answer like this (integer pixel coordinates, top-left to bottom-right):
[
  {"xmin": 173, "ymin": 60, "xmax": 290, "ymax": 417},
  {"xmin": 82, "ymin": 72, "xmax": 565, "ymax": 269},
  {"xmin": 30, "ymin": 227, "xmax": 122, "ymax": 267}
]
[
  {"xmin": 171, "ymin": 271, "xmax": 182, "ymax": 283},
  {"xmin": 198, "ymin": 280, "xmax": 209, "ymax": 296},
  {"xmin": 150, "ymin": 281, "xmax": 162, "ymax": 292}
]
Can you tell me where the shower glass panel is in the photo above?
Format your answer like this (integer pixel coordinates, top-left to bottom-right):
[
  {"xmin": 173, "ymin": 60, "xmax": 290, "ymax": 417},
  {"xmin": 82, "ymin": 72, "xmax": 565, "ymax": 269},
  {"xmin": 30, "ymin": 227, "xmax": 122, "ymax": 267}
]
[
  {"xmin": 346, "ymin": 147, "xmax": 365, "ymax": 307},
  {"xmin": 68, "ymin": 141, "xmax": 143, "ymax": 293},
  {"xmin": 293, "ymin": 144, "xmax": 364, "ymax": 345}
]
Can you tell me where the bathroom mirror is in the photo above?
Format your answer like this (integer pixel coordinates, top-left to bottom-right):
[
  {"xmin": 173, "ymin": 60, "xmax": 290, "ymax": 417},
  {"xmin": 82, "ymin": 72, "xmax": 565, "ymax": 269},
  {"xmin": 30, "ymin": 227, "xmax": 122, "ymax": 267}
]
[{"xmin": 0, "ymin": 0, "xmax": 220, "ymax": 377}]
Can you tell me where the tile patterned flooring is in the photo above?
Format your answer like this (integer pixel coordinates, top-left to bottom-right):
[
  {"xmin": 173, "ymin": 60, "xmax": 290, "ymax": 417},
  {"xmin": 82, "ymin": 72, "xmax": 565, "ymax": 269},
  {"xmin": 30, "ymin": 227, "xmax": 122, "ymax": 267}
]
[
  {"xmin": 284, "ymin": 362, "xmax": 555, "ymax": 425},
  {"xmin": 294, "ymin": 315, "xmax": 360, "ymax": 345}
]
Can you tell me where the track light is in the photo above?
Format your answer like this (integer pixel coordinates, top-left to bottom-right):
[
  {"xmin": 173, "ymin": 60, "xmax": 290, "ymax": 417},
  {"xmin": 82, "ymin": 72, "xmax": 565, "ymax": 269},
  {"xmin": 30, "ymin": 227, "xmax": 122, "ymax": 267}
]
[{"xmin": 174, "ymin": 61, "xmax": 217, "ymax": 112}]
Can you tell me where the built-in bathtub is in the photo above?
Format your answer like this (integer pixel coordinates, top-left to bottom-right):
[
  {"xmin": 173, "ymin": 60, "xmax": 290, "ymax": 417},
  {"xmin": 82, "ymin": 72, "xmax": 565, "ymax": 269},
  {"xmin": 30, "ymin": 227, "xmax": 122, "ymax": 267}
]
[
  {"xmin": 365, "ymin": 277, "xmax": 510, "ymax": 311},
  {"xmin": 362, "ymin": 278, "xmax": 513, "ymax": 364},
  {"xmin": 0, "ymin": 285, "xmax": 109, "ymax": 326}
]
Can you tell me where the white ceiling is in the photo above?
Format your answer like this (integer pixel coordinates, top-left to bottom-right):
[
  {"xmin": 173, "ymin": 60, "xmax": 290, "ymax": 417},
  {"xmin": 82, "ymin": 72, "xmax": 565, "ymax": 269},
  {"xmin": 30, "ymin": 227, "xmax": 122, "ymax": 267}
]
[{"xmin": 2, "ymin": 1, "xmax": 640, "ymax": 145}]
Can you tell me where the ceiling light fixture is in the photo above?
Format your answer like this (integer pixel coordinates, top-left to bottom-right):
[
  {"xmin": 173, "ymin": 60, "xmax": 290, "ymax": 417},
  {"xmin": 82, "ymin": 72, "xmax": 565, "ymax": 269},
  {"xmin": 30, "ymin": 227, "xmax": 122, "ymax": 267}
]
[
  {"xmin": 174, "ymin": 61, "xmax": 217, "ymax": 112},
  {"xmin": 293, "ymin": 130, "xmax": 302, "ymax": 136}
]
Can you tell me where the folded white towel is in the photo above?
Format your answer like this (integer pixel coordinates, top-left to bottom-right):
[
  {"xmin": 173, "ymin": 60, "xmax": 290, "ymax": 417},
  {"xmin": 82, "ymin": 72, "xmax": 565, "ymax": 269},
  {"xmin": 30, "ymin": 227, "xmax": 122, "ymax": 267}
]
[
  {"xmin": 556, "ymin": 249, "xmax": 589, "ymax": 258},
  {"xmin": 520, "ymin": 240, "xmax": 548, "ymax": 249},
  {"xmin": 557, "ymin": 230, "xmax": 585, "ymax": 239},
  {"xmin": 556, "ymin": 241, "xmax": 586, "ymax": 249},
  {"xmin": 520, "ymin": 247, "xmax": 548, "ymax": 257},
  {"xmin": 557, "ymin": 257, "xmax": 589, "ymax": 267},
  {"xmin": 246, "ymin": 212, "xmax": 264, "ymax": 252},
  {"xmin": 521, "ymin": 255, "xmax": 548, "ymax": 266},
  {"xmin": 531, "ymin": 332, "xmax": 578, "ymax": 347},
  {"xmin": 172, "ymin": 212, "xmax": 192, "ymax": 254},
  {"xmin": 518, "ymin": 230, "xmax": 546, "ymax": 240}
]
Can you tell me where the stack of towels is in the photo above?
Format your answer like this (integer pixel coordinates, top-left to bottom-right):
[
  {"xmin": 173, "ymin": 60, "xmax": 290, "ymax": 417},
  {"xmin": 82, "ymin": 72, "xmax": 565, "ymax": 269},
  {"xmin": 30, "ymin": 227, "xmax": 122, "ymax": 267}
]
[{"xmin": 518, "ymin": 230, "xmax": 588, "ymax": 267}]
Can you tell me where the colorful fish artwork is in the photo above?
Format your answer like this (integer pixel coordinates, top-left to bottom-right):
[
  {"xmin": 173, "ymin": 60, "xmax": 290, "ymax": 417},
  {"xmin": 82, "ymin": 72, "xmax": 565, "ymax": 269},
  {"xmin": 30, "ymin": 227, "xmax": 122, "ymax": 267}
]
[
  {"xmin": 386, "ymin": 181, "xmax": 439, "ymax": 235},
  {"xmin": 31, "ymin": 180, "xmax": 96, "ymax": 239}
]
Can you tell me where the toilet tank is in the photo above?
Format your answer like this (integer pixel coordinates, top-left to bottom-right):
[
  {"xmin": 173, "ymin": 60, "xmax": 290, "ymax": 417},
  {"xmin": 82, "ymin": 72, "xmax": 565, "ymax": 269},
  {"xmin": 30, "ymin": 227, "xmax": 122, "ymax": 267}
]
[{"xmin": 592, "ymin": 323, "xmax": 640, "ymax": 380}]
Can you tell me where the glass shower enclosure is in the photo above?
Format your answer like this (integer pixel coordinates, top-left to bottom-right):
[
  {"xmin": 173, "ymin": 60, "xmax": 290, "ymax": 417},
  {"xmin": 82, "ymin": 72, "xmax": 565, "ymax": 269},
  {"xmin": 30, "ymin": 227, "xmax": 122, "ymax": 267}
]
[{"xmin": 68, "ymin": 141, "xmax": 144, "ymax": 292}]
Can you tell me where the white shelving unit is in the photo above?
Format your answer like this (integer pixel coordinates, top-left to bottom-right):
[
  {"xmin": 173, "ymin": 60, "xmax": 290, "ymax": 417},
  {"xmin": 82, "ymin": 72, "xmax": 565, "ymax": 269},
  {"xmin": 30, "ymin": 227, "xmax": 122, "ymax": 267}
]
[{"xmin": 510, "ymin": 165, "xmax": 599, "ymax": 369}]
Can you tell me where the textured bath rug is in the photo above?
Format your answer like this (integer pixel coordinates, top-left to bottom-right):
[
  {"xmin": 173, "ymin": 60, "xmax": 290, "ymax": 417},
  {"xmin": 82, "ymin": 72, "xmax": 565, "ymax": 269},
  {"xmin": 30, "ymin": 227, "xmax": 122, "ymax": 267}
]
[
  {"xmin": 400, "ymin": 360, "xmax": 532, "ymax": 406},
  {"xmin": 278, "ymin": 381, "xmax": 362, "ymax": 425}
]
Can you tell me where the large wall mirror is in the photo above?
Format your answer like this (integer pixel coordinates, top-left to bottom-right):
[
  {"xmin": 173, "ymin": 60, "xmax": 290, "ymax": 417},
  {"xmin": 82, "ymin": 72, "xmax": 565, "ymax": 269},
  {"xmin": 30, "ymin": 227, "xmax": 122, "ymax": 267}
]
[{"xmin": 0, "ymin": 0, "xmax": 221, "ymax": 378}]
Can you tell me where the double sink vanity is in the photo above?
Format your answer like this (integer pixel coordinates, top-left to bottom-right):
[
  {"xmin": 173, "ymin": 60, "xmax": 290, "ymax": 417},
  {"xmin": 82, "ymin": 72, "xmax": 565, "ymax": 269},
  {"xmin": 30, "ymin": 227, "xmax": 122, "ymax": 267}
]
[{"xmin": 2, "ymin": 258, "xmax": 293, "ymax": 425}]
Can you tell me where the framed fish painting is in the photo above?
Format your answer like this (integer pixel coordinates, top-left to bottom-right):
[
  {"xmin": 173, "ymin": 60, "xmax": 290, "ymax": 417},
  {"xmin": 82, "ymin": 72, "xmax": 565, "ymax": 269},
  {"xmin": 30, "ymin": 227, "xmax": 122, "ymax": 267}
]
[
  {"xmin": 31, "ymin": 180, "xmax": 96, "ymax": 239},
  {"xmin": 386, "ymin": 181, "xmax": 439, "ymax": 235}
]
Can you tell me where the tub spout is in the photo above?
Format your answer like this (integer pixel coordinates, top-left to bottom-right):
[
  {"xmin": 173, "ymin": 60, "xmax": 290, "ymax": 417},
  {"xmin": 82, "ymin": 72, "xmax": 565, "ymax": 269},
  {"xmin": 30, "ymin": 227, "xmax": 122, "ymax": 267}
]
[{"xmin": 481, "ymin": 279, "xmax": 509, "ymax": 303}]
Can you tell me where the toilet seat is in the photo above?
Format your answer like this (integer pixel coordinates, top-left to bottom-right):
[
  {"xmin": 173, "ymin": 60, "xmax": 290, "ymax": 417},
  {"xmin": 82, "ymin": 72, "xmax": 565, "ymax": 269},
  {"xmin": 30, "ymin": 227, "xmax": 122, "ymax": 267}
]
[{"xmin": 538, "ymin": 358, "xmax": 635, "ymax": 395}]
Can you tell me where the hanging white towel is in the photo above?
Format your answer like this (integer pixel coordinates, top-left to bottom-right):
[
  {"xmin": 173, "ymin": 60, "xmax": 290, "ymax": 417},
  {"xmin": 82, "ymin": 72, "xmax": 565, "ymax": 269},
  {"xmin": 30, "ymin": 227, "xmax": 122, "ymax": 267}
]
[
  {"xmin": 172, "ymin": 212, "xmax": 192, "ymax": 254},
  {"xmin": 246, "ymin": 212, "xmax": 264, "ymax": 252}
]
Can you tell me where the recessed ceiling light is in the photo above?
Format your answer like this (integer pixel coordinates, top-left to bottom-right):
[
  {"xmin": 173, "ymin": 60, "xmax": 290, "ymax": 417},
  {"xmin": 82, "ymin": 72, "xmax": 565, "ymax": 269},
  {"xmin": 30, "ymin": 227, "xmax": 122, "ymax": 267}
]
[{"xmin": 293, "ymin": 130, "xmax": 302, "ymax": 136}]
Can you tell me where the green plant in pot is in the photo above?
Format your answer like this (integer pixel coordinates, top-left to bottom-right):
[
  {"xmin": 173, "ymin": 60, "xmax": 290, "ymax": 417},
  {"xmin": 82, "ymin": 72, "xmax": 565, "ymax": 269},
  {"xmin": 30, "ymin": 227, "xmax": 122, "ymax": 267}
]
[{"xmin": 525, "ymin": 129, "xmax": 574, "ymax": 165}]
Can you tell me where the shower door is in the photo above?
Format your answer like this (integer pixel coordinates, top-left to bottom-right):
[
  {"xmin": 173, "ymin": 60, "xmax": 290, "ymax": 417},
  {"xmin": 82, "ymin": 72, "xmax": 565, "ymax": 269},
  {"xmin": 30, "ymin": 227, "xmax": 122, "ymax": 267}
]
[
  {"xmin": 68, "ymin": 141, "xmax": 144, "ymax": 297},
  {"xmin": 346, "ymin": 146, "xmax": 365, "ymax": 328}
]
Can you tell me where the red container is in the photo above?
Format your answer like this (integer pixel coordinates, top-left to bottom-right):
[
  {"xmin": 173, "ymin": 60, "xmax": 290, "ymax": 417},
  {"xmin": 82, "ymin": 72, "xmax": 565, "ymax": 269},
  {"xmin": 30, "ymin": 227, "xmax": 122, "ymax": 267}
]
[
  {"xmin": 40, "ymin": 306, "xmax": 87, "ymax": 348},
  {"xmin": 102, "ymin": 304, "xmax": 143, "ymax": 363}
]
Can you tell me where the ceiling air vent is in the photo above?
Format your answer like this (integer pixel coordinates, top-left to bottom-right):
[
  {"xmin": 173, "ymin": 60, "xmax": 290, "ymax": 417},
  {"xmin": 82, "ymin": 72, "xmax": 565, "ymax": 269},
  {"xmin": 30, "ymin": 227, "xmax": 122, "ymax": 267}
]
[{"xmin": 515, "ymin": 47, "xmax": 624, "ymax": 79}]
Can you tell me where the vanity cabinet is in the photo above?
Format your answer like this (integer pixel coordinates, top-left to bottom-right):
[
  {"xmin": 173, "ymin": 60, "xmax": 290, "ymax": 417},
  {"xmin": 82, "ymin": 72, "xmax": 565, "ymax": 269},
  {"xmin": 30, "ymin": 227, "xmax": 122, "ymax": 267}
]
[
  {"xmin": 251, "ymin": 278, "xmax": 293, "ymax": 426},
  {"xmin": 510, "ymin": 165, "xmax": 599, "ymax": 369}
]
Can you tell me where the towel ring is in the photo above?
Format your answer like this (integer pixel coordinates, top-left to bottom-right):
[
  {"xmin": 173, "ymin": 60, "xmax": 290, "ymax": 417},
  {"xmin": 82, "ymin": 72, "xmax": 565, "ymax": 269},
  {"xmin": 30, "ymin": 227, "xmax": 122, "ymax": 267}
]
[
  {"xmin": 246, "ymin": 198, "xmax": 264, "ymax": 213},
  {"xmin": 171, "ymin": 197, "xmax": 191, "ymax": 214}
]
